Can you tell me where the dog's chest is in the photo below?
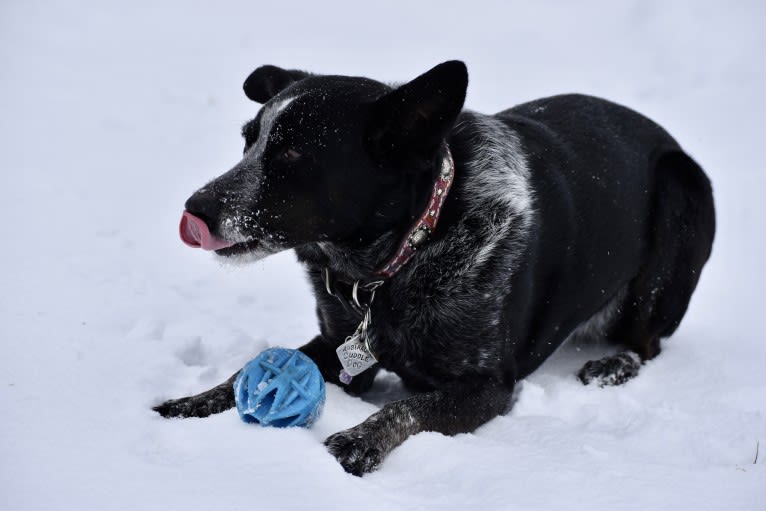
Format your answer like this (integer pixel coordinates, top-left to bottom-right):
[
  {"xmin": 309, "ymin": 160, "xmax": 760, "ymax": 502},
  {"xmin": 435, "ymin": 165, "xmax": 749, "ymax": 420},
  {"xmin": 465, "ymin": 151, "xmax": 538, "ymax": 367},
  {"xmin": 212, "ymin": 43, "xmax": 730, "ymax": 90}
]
[{"xmin": 363, "ymin": 285, "xmax": 508, "ymax": 387}]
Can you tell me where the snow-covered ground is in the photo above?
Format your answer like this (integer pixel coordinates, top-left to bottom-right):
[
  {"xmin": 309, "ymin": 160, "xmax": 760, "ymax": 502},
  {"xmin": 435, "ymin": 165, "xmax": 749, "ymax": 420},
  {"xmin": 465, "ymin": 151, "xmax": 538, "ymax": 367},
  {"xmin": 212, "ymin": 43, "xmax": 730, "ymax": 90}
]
[{"xmin": 1, "ymin": 1, "xmax": 764, "ymax": 509}]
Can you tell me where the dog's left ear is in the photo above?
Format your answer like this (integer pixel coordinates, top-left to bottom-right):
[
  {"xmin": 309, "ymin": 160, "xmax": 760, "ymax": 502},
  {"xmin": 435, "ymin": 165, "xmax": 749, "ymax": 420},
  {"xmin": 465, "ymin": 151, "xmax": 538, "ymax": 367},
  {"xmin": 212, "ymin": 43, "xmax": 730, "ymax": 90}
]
[
  {"xmin": 367, "ymin": 60, "xmax": 468, "ymax": 168},
  {"xmin": 243, "ymin": 65, "xmax": 312, "ymax": 103}
]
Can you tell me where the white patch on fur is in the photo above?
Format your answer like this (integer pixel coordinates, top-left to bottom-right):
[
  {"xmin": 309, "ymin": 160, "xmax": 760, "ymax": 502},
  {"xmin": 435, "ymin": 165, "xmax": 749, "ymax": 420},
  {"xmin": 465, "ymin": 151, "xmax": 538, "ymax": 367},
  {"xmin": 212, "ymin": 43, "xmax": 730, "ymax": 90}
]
[
  {"xmin": 214, "ymin": 246, "xmax": 278, "ymax": 267},
  {"xmin": 448, "ymin": 112, "xmax": 534, "ymax": 274},
  {"xmin": 565, "ymin": 284, "xmax": 628, "ymax": 344},
  {"xmin": 476, "ymin": 349, "xmax": 498, "ymax": 369},
  {"xmin": 276, "ymin": 96, "xmax": 297, "ymax": 113},
  {"xmin": 461, "ymin": 113, "xmax": 534, "ymax": 221},
  {"xmin": 453, "ymin": 112, "xmax": 535, "ymax": 273},
  {"xmin": 217, "ymin": 94, "xmax": 301, "ymax": 245},
  {"xmin": 248, "ymin": 95, "xmax": 299, "ymax": 159}
]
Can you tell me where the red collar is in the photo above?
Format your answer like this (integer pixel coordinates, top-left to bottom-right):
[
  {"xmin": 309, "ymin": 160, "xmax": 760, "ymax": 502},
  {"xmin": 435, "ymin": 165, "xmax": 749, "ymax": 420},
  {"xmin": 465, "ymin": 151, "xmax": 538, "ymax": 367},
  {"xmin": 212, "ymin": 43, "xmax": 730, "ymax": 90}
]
[
  {"xmin": 375, "ymin": 146, "xmax": 455, "ymax": 278},
  {"xmin": 322, "ymin": 146, "xmax": 455, "ymax": 317}
]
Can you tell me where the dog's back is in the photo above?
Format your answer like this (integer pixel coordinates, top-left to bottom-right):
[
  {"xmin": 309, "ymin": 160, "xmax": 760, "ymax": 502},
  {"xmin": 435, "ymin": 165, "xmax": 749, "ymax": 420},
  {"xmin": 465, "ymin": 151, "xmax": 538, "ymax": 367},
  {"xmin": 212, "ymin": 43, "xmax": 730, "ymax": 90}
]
[{"xmin": 487, "ymin": 94, "xmax": 714, "ymax": 376}]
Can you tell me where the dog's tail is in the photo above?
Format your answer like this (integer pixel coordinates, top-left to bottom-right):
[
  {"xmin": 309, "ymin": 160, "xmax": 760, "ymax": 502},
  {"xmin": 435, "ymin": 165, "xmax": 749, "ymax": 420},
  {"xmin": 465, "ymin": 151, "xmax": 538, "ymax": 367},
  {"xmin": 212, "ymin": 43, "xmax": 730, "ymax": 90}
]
[{"xmin": 648, "ymin": 149, "xmax": 716, "ymax": 339}]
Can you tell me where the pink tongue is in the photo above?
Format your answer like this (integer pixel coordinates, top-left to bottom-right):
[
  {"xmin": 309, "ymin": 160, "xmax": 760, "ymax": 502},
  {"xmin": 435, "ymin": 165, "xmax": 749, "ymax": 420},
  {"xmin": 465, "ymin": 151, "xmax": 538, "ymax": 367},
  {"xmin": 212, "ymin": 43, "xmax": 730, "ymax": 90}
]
[{"xmin": 179, "ymin": 211, "xmax": 236, "ymax": 251}]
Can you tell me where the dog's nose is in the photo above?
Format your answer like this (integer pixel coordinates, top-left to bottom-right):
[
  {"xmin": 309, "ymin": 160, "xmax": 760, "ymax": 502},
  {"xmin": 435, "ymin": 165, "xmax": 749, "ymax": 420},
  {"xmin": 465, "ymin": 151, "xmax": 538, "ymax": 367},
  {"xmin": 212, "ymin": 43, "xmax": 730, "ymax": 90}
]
[{"xmin": 184, "ymin": 186, "xmax": 222, "ymax": 223}]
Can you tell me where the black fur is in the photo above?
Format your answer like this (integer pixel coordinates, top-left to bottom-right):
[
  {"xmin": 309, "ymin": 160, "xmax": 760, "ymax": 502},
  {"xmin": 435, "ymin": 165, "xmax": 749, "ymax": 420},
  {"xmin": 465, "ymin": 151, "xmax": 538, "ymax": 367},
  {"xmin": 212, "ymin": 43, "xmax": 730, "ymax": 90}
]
[{"xmin": 155, "ymin": 61, "xmax": 715, "ymax": 475}]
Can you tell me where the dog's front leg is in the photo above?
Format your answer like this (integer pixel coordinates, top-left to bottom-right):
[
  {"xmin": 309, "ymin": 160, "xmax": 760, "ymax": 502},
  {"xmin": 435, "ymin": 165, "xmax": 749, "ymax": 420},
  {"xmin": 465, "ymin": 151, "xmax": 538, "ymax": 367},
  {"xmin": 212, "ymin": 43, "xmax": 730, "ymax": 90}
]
[
  {"xmin": 153, "ymin": 371, "xmax": 239, "ymax": 418},
  {"xmin": 325, "ymin": 377, "xmax": 513, "ymax": 476},
  {"xmin": 299, "ymin": 335, "xmax": 379, "ymax": 395},
  {"xmin": 153, "ymin": 335, "xmax": 377, "ymax": 418}
]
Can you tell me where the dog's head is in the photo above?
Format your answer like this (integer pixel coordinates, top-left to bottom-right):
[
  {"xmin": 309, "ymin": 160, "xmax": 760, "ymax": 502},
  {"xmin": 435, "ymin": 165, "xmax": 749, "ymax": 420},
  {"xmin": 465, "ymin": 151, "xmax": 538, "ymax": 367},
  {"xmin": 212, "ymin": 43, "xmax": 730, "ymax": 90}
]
[{"xmin": 180, "ymin": 61, "xmax": 467, "ymax": 262}]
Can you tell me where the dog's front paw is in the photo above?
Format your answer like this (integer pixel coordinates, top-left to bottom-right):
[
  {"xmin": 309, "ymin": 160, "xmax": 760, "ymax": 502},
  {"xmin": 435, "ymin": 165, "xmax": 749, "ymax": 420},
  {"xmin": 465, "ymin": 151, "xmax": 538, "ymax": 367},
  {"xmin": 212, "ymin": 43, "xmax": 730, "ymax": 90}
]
[
  {"xmin": 153, "ymin": 396, "xmax": 217, "ymax": 418},
  {"xmin": 325, "ymin": 428, "xmax": 384, "ymax": 476}
]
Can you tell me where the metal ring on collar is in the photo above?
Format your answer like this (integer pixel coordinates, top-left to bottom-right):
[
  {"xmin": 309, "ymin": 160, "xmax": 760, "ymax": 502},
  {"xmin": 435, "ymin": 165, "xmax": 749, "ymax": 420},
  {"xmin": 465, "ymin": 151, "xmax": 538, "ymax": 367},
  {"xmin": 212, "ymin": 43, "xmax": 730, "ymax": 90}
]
[
  {"xmin": 352, "ymin": 280, "xmax": 361, "ymax": 309},
  {"xmin": 323, "ymin": 268, "xmax": 335, "ymax": 297}
]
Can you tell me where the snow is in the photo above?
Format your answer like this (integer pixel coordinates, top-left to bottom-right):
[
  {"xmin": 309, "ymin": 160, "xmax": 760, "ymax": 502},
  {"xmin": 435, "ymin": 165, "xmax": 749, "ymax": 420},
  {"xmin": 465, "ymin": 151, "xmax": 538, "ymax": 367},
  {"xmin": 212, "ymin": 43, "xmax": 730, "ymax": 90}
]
[{"xmin": 1, "ymin": 1, "xmax": 765, "ymax": 509}]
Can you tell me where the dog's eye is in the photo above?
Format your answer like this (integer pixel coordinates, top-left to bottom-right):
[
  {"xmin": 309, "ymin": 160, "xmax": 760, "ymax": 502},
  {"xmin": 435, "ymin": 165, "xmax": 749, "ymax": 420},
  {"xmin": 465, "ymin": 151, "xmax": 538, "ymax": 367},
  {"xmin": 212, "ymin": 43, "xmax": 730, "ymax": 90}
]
[
  {"xmin": 241, "ymin": 119, "xmax": 260, "ymax": 151},
  {"xmin": 280, "ymin": 148, "xmax": 302, "ymax": 162}
]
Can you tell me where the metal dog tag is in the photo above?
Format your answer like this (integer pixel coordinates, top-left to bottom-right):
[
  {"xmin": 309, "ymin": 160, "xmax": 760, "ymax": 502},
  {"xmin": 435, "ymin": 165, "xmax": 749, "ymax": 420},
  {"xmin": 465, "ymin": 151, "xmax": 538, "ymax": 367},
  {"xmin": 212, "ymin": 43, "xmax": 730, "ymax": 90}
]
[
  {"xmin": 336, "ymin": 332, "xmax": 377, "ymax": 382},
  {"xmin": 334, "ymin": 281, "xmax": 382, "ymax": 385}
]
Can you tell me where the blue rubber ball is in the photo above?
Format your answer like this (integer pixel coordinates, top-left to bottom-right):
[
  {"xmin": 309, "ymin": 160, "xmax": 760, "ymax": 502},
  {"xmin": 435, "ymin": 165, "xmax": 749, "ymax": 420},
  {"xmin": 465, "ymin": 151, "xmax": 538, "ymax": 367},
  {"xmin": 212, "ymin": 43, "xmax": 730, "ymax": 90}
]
[{"xmin": 233, "ymin": 348, "xmax": 325, "ymax": 428}]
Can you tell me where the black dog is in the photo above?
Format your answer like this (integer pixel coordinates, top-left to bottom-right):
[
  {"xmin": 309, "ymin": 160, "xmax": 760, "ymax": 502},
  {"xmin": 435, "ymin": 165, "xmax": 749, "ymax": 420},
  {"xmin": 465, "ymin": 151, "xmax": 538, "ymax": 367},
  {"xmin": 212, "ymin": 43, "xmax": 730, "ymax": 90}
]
[{"xmin": 155, "ymin": 61, "xmax": 715, "ymax": 475}]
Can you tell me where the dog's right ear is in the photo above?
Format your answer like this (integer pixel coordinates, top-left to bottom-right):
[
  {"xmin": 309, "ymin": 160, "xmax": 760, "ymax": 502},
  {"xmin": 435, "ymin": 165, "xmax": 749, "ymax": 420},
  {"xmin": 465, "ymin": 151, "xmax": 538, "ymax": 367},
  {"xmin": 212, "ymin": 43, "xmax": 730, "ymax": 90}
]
[
  {"xmin": 243, "ymin": 65, "xmax": 311, "ymax": 103},
  {"xmin": 366, "ymin": 61, "xmax": 468, "ymax": 169}
]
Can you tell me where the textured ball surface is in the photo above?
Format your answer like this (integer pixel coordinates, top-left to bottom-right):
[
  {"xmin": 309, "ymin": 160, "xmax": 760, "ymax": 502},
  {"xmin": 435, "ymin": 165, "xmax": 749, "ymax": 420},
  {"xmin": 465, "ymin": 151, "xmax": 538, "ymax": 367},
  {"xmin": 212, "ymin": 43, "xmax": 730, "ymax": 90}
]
[{"xmin": 234, "ymin": 348, "xmax": 325, "ymax": 428}]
